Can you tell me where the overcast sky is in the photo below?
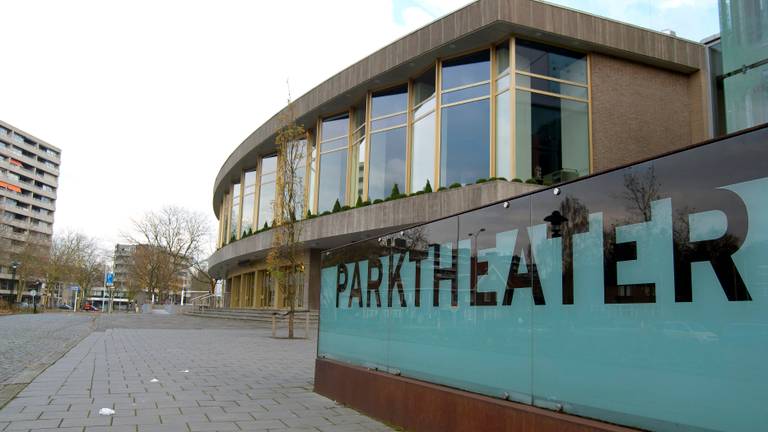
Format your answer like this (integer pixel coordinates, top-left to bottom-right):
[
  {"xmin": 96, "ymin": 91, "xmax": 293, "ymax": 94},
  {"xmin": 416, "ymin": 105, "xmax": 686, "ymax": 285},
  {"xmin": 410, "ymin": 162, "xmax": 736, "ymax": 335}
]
[{"xmin": 0, "ymin": 0, "xmax": 718, "ymax": 255}]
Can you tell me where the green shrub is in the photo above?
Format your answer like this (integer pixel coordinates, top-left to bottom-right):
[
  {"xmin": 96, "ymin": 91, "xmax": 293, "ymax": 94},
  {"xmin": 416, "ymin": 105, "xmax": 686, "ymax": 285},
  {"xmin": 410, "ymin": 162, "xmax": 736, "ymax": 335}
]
[
  {"xmin": 389, "ymin": 183, "xmax": 401, "ymax": 200},
  {"xmin": 306, "ymin": 210, "xmax": 313, "ymax": 218},
  {"xmin": 475, "ymin": 178, "xmax": 487, "ymax": 184},
  {"xmin": 230, "ymin": 234, "xmax": 236, "ymax": 243},
  {"xmin": 423, "ymin": 180, "xmax": 433, "ymax": 193},
  {"xmin": 373, "ymin": 198, "xmax": 383, "ymax": 204},
  {"xmin": 332, "ymin": 199, "xmax": 342, "ymax": 213},
  {"xmin": 511, "ymin": 178, "xmax": 522, "ymax": 183},
  {"xmin": 438, "ymin": 186, "xmax": 447, "ymax": 191},
  {"xmin": 449, "ymin": 182, "xmax": 462, "ymax": 189},
  {"xmin": 362, "ymin": 200, "xmax": 371, "ymax": 206},
  {"xmin": 263, "ymin": 221, "xmax": 270, "ymax": 230},
  {"xmin": 355, "ymin": 196, "xmax": 364, "ymax": 207},
  {"xmin": 411, "ymin": 190, "xmax": 424, "ymax": 196},
  {"xmin": 525, "ymin": 178, "xmax": 540, "ymax": 185},
  {"xmin": 341, "ymin": 205, "xmax": 351, "ymax": 211},
  {"xmin": 321, "ymin": 211, "xmax": 331, "ymax": 216}
]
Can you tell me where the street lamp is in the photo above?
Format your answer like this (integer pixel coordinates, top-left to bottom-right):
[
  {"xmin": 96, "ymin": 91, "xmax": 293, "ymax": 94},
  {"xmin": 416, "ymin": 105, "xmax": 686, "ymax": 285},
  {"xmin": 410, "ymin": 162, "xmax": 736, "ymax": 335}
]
[{"xmin": 9, "ymin": 261, "xmax": 20, "ymax": 305}]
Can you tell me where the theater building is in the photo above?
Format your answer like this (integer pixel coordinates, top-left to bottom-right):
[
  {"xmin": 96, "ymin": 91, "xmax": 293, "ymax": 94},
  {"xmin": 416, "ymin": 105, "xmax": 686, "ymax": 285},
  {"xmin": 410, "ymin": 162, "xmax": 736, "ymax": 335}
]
[{"xmin": 207, "ymin": 0, "xmax": 713, "ymax": 311}]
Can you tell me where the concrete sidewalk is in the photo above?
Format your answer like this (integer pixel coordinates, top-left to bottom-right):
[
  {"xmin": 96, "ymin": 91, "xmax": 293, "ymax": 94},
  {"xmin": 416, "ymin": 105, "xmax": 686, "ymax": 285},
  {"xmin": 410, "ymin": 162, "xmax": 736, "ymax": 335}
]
[{"xmin": 0, "ymin": 318, "xmax": 393, "ymax": 431}]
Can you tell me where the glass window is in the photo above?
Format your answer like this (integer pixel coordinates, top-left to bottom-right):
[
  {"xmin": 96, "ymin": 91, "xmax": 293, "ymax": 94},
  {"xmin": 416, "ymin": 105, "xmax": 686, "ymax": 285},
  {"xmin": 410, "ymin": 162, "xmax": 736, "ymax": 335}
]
[
  {"xmin": 495, "ymin": 90, "xmax": 511, "ymax": 179},
  {"xmin": 442, "ymin": 50, "xmax": 491, "ymax": 90},
  {"xmin": 439, "ymin": 50, "xmax": 491, "ymax": 187},
  {"xmin": 369, "ymin": 85, "xmax": 407, "ymax": 200},
  {"xmin": 308, "ymin": 135, "xmax": 317, "ymax": 213},
  {"xmin": 318, "ymin": 150, "xmax": 347, "ymax": 212},
  {"xmin": 240, "ymin": 170, "xmax": 257, "ymax": 236},
  {"xmin": 318, "ymin": 114, "xmax": 349, "ymax": 212},
  {"xmin": 411, "ymin": 67, "xmax": 437, "ymax": 192},
  {"xmin": 229, "ymin": 182, "xmax": 241, "ymax": 240},
  {"xmin": 440, "ymin": 99, "xmax": 490, "ymax": 186},
  {"xmin": 516, "ymin": 74, "xmax": 588, "ymax": 100},
  {"xmin": 257, "ymin": 155, "xmax": 277, "ymax": 228},
  {"xmin": 515, "ymin": 91, "xmax": 589, "ymax": 184},
  {"xmin": 515, "ymin": 39, "xmax": 587, "ymax": 84},
  {"xmin": 349, "ymin": 102, "xmax": 366, "ymax": 203},
  {"xmin": 289, "ymin": 139, "xmax": 308, "ymax": 219}
]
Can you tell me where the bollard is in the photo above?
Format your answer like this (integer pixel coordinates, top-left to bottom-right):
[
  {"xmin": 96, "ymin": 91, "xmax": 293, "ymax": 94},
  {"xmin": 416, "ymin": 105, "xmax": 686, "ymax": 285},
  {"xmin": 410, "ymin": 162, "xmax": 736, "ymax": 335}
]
[
  {"xmin": 305, "ymin": 311, "xmax": 310, "ymax": 339},
  {"xmin": 272, "ymin": 314, "xmax": 276, "ymax": 338}
]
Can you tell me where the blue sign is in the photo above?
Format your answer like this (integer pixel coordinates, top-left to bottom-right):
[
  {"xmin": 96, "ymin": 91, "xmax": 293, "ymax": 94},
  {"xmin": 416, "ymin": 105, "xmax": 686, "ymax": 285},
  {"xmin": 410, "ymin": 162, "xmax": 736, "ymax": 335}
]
[
  {"xmin": 319, "ymin": 126, "xmax": 768, "ymax": 432},
  {"xmin": 69, "ymin": 285, "xmax": 80, "ymax": 292},
  {"xmin": 105, "ymin": 272, "xmax": 114, "ymax": 286}
]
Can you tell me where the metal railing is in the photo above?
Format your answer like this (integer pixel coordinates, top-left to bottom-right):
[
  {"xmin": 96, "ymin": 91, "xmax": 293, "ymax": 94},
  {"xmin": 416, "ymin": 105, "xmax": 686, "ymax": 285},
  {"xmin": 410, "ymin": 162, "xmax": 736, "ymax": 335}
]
[
  {"xmin": 271, "ymin": 309, "xmax": 312, "ymax": 338},
  {"xmin": 190, "ymin": 293, "xmax": 215, "ymax": 311}
]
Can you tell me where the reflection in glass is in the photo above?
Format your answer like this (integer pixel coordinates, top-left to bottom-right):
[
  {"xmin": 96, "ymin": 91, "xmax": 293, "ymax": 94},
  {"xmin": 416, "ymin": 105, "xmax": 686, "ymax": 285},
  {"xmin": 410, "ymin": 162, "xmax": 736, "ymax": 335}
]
[
  {"xmin": 411, "ymin": 67, "xmax": 437, "ymax": 192},
  {"xmin": 440, "ymin": 99, "xmax": 490, "ymax": 186},
  {"xmin": 516, "ymin": 39, "xmax": 587, "ymax": 83},
  {"xmin": 442, "ymin": 50, "xmax": 490, "ymax": 90},
  {"xmin": 350, "ymin": 103, "xmax": 366, "ymax": 203},
  {"xmin": 369, "ymin": 127, "xmax": 407, "ymax": 200},
  {"xmin": 308, "ymin": 137, "xmax": 317, "ymax": 213},
  {"xmin": 229, "ymin": 181, "xmax": 241, "ymax": 240},
  {"xmin": 318, "ymin": 114, "xmax": 349, "ymax": 212},
  {"xmin": 318, "ymin": 150, "xmax": 348, "ymax": 212},
  {"xmin": 516, "ymin": 74, "xmax": 588, "ymax": 100},
  {"xmin": 257, "ymin": 155, "xmax": 277, "ymax": 228},
  {"xmin": 369, "ymin": 85, "xmax": 407, "ymax": 200},
  {"xmin": 496, "ymin": 90, "xmax": 511, "ymax": 179},
  {"xmin": 515, "ymin": 91, "xmax": 589, "ymax": 184},
  {"xmin": 241, "ymin": 170, "xmax": 257, "ymax": 234}
]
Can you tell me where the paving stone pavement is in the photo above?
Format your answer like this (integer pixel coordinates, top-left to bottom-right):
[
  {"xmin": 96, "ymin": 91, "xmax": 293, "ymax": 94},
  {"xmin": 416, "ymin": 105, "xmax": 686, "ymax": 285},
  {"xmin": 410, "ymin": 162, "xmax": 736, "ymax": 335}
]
[{"xmin": 0, "ymin": 313, "xmax": 395, "ymax": 431}]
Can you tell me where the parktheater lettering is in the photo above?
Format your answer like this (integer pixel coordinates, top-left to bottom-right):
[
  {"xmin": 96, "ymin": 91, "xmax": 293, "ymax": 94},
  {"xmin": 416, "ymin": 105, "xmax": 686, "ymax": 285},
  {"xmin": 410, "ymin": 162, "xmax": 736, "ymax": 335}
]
[{"xmin": 334, "ymin": 183, "xmax": 757, "ymax": 309}]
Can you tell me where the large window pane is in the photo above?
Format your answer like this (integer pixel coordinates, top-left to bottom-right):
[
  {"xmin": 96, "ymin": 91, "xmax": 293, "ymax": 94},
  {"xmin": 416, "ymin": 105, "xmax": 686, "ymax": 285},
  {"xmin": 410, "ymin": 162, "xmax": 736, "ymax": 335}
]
[
  {"xmin": 257, "ymin": 181, "xmax": 275, "ymax": 228},
  {"xmin": 442, "ymin": 50, "xmax": 490, "ymax": 90},
  {"xmin": 515, "ymin": 39, "xmax": 587, "ymax": 84},
  {"xmin": 308, "ymin": 138, "xmax": 317, "ymax": 213},
  {"xmin": 229, "ymin": 182, "xmax": 241, "ymax": 240},
  {"xmin": 318, "ymin": 115, "xmax": 349, "ymax": 211},
  {"xmin": 495, "ymin": 90, "xmax": 511, "ymax": 179},
  {"xmin": 440, "ymin": 99, "xmax": 490, "ymax": 186},
  {"xmin": 318, "ymin": 150, "xmax": 347, "ymax": 212},
  {"xmin": 441, "ymin": 83, "xmax": 490, "ymax": 105},
  {"xmin": 368, "ymin": 127, "xmax": 407, "ymax": 200},
  {"xmin": 515, "ymin": 90, "xmax": 589, "ymax": 184},
  {"xmin": 411, "ymin": 111, "xmax": 435, "ymax": 192},
  {"xmin": 241, "ymin": 170, "xmax": 257, "ymax": 234},
  {"xmin": 413, "ymin": 67, "xmax": 436, "ymax": 106},
  {"xmin": 257, "ymin": 155, "xmax": 277, "ymax": 228},
  {"xmin": 516, "ymin": 74, "xmax": 588, "ymax": 99},
  {"xmin": 371, "ymin": 85, "xmax": 408, "ymax": 118}
]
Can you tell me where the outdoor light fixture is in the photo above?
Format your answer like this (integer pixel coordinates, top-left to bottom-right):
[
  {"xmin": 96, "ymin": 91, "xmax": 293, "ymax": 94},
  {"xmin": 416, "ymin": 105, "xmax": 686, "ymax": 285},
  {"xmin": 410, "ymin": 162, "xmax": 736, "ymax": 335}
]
[
  {"xmin": 503, "ymin": 202, "xmax": 509, "ymax": 208},
  {"xmin": 554, "ymin": 187, "xmax": 561, "ymax": 195}
]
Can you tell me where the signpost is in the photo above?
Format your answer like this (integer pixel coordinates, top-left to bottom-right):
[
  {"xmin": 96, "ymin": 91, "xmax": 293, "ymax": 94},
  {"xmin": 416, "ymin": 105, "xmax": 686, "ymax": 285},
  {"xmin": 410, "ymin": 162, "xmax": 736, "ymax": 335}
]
[
  {"xmin": 70, "ymin": 285, "xmax": 80, "ymax": 311},
  {"xmin": 105, "ymin": 271, "xmax": 114, "ymax": 313},
  {"xmin": 30, "ymin": 289, "xmax": 36, "ymax": 314}
]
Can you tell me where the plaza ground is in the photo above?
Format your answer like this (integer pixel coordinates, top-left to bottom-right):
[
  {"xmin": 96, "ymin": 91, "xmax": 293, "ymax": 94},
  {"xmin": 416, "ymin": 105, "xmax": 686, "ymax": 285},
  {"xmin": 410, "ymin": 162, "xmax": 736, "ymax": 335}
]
[{"xmin": 0, "ymin": 312, "xmax": 393, "ymax": 431}]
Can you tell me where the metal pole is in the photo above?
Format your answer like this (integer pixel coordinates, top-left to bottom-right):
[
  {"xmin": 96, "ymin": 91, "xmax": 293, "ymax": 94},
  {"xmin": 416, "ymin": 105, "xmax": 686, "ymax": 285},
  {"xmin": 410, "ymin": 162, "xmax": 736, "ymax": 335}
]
[{"xmin": 9, "ymin": 264, "xmax": 17, "ymax": 305}]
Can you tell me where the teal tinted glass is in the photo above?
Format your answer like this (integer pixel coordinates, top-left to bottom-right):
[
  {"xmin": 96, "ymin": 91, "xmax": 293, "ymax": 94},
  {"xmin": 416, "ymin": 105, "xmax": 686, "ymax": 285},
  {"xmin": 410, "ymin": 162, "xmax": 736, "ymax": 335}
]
[{"xmin": 516, "ymin": 39, "xmax": 586, "ymax": 84}]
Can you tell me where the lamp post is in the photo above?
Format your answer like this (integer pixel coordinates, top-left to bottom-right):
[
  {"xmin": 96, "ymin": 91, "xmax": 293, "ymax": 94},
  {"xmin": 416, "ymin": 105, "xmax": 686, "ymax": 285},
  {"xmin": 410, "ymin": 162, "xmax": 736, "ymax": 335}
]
[{"xmin": 9, "ymin": 261, "xmax": 19, "ymax": 305}]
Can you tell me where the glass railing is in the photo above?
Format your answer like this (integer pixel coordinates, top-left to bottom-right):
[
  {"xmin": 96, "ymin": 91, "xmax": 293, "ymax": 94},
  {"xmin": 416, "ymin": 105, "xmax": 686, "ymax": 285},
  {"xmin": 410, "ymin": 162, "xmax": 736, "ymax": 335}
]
[{"xmin": 319, "ymin": 124, "xmax": 768, "ymax": 432}]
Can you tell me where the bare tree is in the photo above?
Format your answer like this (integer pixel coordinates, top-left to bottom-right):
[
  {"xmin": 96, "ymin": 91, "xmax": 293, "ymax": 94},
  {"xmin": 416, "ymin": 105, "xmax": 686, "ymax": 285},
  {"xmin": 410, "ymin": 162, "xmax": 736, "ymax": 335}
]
[
  {"xmin": 267, "ymin": 107, "xmax": 307, "ymax": 338},
  {"xmin": 126, "ymin": 206, "xmax": 212, "ymax": 303},
  {"xmin": 11, "ymin": 235, "xmax": 48, "ymax": 303}
]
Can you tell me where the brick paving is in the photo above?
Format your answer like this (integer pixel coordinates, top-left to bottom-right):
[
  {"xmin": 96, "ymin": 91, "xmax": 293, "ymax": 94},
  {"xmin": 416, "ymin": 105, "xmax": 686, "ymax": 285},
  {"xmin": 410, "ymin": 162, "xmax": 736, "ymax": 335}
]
[{"xmin": 0, "ymin": 313, "xmax": 394, "ymax": 431}]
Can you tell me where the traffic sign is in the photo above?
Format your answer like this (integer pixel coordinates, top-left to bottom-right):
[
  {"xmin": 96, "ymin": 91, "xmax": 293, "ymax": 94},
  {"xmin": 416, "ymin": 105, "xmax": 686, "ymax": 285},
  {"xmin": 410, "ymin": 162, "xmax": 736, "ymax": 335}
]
[
  {"xmin": 30, "ymin": 289, "xmax": 36, "ymax": 296},
  {"xmin": 106, "ymin": 272, "xmax": 114, "ymax": 286},
  {"xmin": 70, "ymin": 285, "xmax": 80, "ymax": 292}
]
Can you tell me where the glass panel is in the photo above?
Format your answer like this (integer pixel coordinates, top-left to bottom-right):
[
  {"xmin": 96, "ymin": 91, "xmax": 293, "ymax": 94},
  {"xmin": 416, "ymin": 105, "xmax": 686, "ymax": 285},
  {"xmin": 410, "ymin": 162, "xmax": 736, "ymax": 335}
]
[
  {"xmin": 442, "ymin": 50, "xmax": 490, "ymax": 90},
  {"xmin": 318, "ymin": 150, "xmax": 348, "ymax": 213},
  {"xmin": 515, "ymin": 90, "xmax": 589, "ymax": 184},
  {"xmin": 495, "ymin": 90, "xmax": 511, "ymax": 179},
  {"xmin": 309, "ymin": 138, "xmax": 317, "ymax": 213},
  {"xmin": 411, "ymin": 111, "xmax": 436, "ymax": 192},
  {"xmin": 241, "ymin": 193, "xmax": 255, "ymax": 235},
  {"xmin": 321, "ymin": 126, "xmax": 768, "ymax": 432},
  {"xmin": 322, "ymin": 114, "xmax": 349, "ymax": 141},
  {"xmin": 516, "ymin": 74, "xmax": 588, "ymax": 100},
  {"xmin": 516, "ymin": 39, "xmax": 587, "ymax": 84},
  {"xmin": 368, "ymin": 127, "xmax": 407, "ymax": 201},
  {"xmin": 229, "ymin": 182, "xmax": 241, "ymax": 240},
  {"xmin": 722, "ymin": 62, "xmax": 768, "ymax": 133},
  {"xmin": 371, "ymin": 113, "xmax": 407, "ymax": 131},
  {"xmin": 440, "ymin": 99, "xmax": 490, "ymax": 186},
  {"xmin": 371, "ymin": 85, "xmax": 408, "ymax": 119},
  {"xmin": 321, "ymin": 136, "xmax": 348, "ymax": 152},
  {"xmin": 414, "ymin": 96, "xmax": 436, "ymax": 119},
  {"xmin": 413, "ymin": 67, "xmax": 436, "ymax": 106},
  {"xmin": 261, "ymin": 155, "xmax": 278, "ymax": 174},
  {"xmin": 496, "ymin": 74, "xmax": 510, "ymax": 92},
  {"xmin": 261, "ymin": 172, "xmax": 276, "ymax": 184},
  {"xmin": 243, "ymin": 170, "xmax": 257, "ymax": 193},
  {"xmin": 289, "ymin": 140, "xmax": 307, "ymax": 219},
  {"xmin": 496, "ymin": 42, "xmax": 510, "ymax": 75},
  {"xmin": 349, "ymin": 138, "xmax": 366, "ymax": 202},
  {"xmin": 257, "ymin": 181, "xmax": 275, "ymax": 228},
  {"xmin": 441, "ymin": 83, "xmax": 490, "ymax": 105}
]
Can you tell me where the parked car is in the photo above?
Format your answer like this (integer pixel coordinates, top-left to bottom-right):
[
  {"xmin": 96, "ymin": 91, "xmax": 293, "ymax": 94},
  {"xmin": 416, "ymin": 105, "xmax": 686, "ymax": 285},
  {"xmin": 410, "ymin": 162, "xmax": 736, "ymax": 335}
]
[
  {"xmin": 83, "ymin": 303, "xmax": 99, "ymax": 312},
  {"xmin": 58, "ymin": 304, "xmax": 73, "ymax": 310}
]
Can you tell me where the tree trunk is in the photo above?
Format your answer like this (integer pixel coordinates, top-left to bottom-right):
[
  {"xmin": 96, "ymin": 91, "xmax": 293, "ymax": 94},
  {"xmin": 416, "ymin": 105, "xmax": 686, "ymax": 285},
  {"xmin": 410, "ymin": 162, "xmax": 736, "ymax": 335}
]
[{"xmin": 288, "ymin": 303, "xmax": 295, "ymax": 339}]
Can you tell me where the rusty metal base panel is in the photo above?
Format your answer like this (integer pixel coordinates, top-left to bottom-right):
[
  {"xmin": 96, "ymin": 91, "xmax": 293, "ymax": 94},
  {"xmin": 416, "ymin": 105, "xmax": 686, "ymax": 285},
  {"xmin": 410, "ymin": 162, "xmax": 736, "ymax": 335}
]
[{"xmin": 315, "ymin": 358, "xmax": 641, "ymax": 432}]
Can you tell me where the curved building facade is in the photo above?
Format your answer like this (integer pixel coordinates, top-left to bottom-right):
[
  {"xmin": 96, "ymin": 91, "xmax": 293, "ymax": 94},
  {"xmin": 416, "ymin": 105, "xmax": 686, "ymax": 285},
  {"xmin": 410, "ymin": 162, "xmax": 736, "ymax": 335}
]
[{"xmin": 209, "ymin": 0, "xmax": 711, "ymax": 311}]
